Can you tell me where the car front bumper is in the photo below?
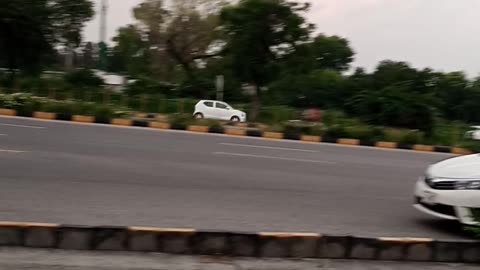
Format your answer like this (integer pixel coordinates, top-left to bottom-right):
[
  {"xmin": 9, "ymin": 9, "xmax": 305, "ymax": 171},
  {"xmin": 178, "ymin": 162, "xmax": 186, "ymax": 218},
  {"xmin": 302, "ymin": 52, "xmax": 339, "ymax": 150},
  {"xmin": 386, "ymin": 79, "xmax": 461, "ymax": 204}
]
[{"xmin": 414, "ymin": 178, "xmax": 480, "ymax": 225}]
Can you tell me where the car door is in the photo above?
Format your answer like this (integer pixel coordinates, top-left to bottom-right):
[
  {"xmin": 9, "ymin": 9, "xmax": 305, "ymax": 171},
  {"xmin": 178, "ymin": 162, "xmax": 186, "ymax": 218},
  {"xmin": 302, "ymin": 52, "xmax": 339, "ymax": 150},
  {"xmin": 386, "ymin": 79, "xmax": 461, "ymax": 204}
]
[
  {"xmin": 202, "ymin": 101, "xmax": 215, "ymax": 119},
  {"xmin": 215, "ymin": 102, "xmax": 230, "ymax": 120}
]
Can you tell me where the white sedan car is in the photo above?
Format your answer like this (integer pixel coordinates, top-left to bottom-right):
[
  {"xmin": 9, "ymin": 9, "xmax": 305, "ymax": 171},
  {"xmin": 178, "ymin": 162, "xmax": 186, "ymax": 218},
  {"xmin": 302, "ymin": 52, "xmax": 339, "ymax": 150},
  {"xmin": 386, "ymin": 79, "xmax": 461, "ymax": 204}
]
[
  {"xmin": 414, "ymin": 154, "xmax": 480, "ymax": 225},
  {"xmin": 193, "ymin": 100, "xmax": 247, "ymax": 122}
]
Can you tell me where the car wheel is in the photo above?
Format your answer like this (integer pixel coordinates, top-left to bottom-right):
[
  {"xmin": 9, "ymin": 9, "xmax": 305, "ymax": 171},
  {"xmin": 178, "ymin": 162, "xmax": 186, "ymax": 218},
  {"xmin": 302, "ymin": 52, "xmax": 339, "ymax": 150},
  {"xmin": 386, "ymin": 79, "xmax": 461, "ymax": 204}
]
[
  {"xmin": 194, "ymin": 113, "xmax": 204, "ymax": 119},
  {"xmin": 231, "ymin": 116, "xmax": 240, "ymax": 122}
]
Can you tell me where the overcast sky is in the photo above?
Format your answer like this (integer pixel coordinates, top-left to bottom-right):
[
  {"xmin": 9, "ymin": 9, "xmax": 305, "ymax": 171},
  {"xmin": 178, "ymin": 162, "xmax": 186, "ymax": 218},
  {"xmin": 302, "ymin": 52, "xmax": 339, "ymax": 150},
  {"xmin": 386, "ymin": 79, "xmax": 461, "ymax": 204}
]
[{"xmin": 85, "ymin": 0, "xmax": 480, "ymax": 76}]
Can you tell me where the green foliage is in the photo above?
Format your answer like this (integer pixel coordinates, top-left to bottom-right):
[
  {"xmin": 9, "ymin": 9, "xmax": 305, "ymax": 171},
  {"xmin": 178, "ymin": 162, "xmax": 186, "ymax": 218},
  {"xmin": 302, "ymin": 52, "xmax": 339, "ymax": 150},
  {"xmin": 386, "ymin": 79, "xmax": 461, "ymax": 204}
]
[
  {"xmin": 109, "ymin": 25, "xmax": 151, "ymax": 77},
  {"xmin": 125, "ymin": 77, "xmax": 176, "ymax": 97},
  {"xmin": 383, "ymin": 129, "xmax": 425, "ymax": 145},
  {"xmin": 64, "ymin": 69, "xmax": 104, "ymax": 88},
  {"xmin": 0, "ymin": 0, "xmax": 55, "ymax": 75},
  {"xmin": 0, "ymin": 0, "xmax": 94, "ymax": 76},
  {"xmin": 258, "ymin": 106, "xmax": 298, "ymax": 124},
  {"xmin": 220, "ymin": 0, "xmax": 312, "ymax": 120},
  {"xmin": 308, "ymin": 34, "xmax": 354, "ymax": 72},
  {"xmin": 0, "ymin": 93, "xmax": 119, "ymax": 119},
  {"xmin": 169, "ymin": 113, "xmax": 194, "ymax": 127},
  {"xmin": 50, "ymin": 0, "xmax": 94, "ymax": 47},
  {"xmin": 346, "ymin": 85, "xmax": 435, "ymax": 134}
]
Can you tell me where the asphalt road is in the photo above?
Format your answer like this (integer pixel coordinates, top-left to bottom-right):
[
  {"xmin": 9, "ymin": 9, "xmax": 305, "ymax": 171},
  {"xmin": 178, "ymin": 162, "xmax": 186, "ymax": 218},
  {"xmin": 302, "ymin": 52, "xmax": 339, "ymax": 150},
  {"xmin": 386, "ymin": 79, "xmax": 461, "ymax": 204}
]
[
  {"xmin": 0, "ymin": 248, "xmax": 474, "ymax": 270},
  {"xmin": 0, "ymin": 116, "xmax": 466, "ymax": 239}
]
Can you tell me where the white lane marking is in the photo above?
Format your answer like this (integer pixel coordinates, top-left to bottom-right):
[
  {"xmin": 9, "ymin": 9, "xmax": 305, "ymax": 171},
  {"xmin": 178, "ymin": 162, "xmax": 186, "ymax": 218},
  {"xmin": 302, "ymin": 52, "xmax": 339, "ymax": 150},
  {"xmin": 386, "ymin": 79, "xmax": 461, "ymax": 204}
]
[
  {"xmin": 0, "ymin": 149, "xmax": 27, "ymax": 153},
  {"xmin": 220, "ymin": 142, "xmax": 317, "ymax": 153},
  {"xmin": 213, "ymin": 152, "xmax": 335, "ymax": 164},
  {"xmin": 0, "ymin": 134, "xmax": 6, "ymax": 136},
  {"xmin": 0, "ymin": 123, "xmax": 45, "ymax": 129}
]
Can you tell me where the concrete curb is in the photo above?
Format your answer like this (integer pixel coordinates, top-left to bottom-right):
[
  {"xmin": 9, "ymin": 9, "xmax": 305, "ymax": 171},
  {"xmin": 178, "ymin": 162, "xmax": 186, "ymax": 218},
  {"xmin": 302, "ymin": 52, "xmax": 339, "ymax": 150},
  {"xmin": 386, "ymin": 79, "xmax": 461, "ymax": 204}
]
[
  {"xmin": 0, "ymin": 109, "xmax": 473, "ymax": 155},
  {"xmin": 0, "ymin": 222, "xmax": 478, "ymax": 263}
]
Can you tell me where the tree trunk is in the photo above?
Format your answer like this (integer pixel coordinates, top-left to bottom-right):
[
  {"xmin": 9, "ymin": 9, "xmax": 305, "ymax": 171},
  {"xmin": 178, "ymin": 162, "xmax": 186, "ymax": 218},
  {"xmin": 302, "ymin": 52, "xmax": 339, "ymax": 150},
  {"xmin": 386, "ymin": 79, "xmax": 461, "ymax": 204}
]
[{"xmin": 64, "ymin": 44, "xmax": 74, "ymax": 71}]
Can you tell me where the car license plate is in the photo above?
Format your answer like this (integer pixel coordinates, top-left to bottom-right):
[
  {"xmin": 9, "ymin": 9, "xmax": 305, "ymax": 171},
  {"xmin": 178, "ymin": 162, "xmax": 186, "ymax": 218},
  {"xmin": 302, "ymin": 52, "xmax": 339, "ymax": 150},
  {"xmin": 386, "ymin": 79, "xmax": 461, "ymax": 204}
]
[{"xmin": 422, "ymin": 191, "xmax": 437, "ymax": 205}]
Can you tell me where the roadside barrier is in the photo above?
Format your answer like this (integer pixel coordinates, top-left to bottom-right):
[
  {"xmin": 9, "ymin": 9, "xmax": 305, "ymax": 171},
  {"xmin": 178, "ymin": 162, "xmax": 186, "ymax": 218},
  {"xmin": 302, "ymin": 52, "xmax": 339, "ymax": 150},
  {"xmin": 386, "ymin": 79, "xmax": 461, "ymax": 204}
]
[{"xmin": 0, "ymin": 222, "xmax": 478, "ymax": 263}]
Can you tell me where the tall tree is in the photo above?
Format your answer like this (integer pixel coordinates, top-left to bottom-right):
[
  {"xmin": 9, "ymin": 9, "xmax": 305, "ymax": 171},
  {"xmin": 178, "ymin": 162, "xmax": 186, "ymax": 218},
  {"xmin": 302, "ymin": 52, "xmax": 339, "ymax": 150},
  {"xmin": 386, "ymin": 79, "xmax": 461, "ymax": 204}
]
[
  {"xmin": 131, "ymin": 0, "xmax": 223, "ymax": 88},
  {"xmin": 50, "ymin": 0, "xmax": 94, "ymax": 70},
  {"xmin": 0, "ymin": 0, "xmax": 54, "ymax": 83},
  {"xmin": 109, "ymin": 25, "xmax": 151, "ymax": 77},
  {"xmin": 308, "ymin": 34, "xmax": 354, "ymax": 71},
  {"xmin": 220, "ymin": 0, "xmax": 312, "ymax": 120}
]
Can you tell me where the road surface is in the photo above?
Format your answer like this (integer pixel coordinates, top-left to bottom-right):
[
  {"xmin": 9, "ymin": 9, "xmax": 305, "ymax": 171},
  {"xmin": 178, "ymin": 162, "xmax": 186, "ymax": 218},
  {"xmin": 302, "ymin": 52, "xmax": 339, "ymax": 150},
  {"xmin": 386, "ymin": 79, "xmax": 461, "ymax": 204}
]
[
  {"xmin": 0, "ymin": 248, "xmax": 474, "ymax": 270},
  {"xmin": 0, "ymin": 116, "xmax": 467, "ymax": 239}
]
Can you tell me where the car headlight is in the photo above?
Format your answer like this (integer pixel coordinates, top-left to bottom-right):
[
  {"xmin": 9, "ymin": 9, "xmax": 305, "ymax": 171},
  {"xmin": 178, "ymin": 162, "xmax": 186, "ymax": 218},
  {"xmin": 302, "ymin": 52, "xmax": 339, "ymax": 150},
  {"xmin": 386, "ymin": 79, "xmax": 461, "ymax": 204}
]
[
  {"xmin": 455, "ymin": 181, "xmax": 480, "ymax": 190},
  {"xmin": 424, "ymin": 174, "xmax": 435, "ymax": 188},
  {"xmin": 425, "ymin": 175, "xmax": 480, "ymax": 190}
]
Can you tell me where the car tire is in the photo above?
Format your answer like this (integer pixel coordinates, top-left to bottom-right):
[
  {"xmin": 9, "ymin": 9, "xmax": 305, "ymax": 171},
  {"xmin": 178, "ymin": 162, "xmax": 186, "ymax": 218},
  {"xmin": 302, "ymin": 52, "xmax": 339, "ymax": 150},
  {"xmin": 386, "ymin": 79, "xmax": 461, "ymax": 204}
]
[
  {"xmin": 194, "ymin": 113, "xmax": 204, "ymax": 119},
  {"xmin": 231, "ymin": 116, "xmax": 240, "ymax": 122}
]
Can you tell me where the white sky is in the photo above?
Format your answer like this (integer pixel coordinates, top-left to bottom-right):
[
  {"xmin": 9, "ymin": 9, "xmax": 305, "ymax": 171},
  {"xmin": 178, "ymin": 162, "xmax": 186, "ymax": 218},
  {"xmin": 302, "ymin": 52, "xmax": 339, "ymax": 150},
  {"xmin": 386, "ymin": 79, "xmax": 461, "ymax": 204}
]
[{"xmin": 85, "ymin": 0, "xmax": 480, "ymax": 76}]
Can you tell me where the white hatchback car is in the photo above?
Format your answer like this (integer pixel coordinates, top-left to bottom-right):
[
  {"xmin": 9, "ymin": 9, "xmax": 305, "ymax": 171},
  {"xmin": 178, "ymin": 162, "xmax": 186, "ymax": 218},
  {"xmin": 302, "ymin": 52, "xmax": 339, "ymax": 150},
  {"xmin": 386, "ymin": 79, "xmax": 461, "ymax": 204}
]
[
  {"xmin": 465, "ymin": 126, "xmax": 480, "ymax": 140},
  {"xmin": 193, "ymin": 100, "xmax": 247, "ymax": 122},
  {"xmin": 414, "ymin": 154, "xmax": 480, "ymax": 225}
]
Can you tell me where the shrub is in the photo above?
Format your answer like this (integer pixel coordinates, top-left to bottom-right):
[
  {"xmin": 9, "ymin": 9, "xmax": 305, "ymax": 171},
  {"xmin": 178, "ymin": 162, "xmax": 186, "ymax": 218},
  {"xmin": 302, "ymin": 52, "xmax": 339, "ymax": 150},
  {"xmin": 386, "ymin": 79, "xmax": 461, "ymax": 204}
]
[
  {"xmin": 343, "ymin": 124, "xmax": 376, "ymax": 141},
  {"xmin": 206, "ymin": 120, "xmax": 223, "ymax": 129},
  {"xmin": 325, "ymin": 124, "xmax": 348, "ymax": 139},
  {"xmin": 458, "ymin": 141, "xmax": 480, "ymax": 153},
  {"xmin": 94, "ymin": 105, "xmax": 114, "ymax": 123},
  {"xmin": 169, "ymin": 113, "xmax": 193, "ymax": 128},
  {"xmin": 64, "ymin": 69, "xmax": 104, "ymax": 88},
  {"xmin": 266, "ymin": 124, "xmax": 284, "ymax": 133},
  {"xmin": 383, "ymin": 128, "xmax": 425, "ymax": 145},
  {"xmin": 281, "ymin": 121, "xmax": 324, "ymax": 136},
  {"xmin": 258, "ymin": 106, "xmax": 298, "ymax": 124}
]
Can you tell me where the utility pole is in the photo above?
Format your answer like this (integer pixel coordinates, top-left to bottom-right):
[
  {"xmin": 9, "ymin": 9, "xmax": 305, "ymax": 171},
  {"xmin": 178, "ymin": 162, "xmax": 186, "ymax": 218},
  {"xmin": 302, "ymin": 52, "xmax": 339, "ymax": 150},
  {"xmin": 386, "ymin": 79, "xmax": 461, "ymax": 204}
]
[{"xmin": 98, "ymin": 0, "xmax": 108, "ymax": 71}]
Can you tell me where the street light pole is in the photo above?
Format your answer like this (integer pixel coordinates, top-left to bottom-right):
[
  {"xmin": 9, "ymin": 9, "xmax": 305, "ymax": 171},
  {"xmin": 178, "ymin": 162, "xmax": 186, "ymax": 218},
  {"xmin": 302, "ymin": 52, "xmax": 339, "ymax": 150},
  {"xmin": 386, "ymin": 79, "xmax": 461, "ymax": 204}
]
[{"xmin": 98, "ymin": 0, "xmax": 108, "ymax": 71}]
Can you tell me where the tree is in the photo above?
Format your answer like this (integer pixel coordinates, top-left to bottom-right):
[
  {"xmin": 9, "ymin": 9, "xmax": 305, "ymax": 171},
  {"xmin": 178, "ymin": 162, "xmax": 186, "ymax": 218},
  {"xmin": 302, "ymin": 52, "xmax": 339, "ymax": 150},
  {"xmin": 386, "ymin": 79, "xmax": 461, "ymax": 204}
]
[
  {"xmin": 0, "ymin": 0, "xmax": 55, "ymax": 80},
  {"xmin": 165, "ymin": 10, "xmax": 219, "ymax": 83},
  {"xmin": 50, "ymin": 0, "xmax": 94, "ymax": 70},
  {"xmin": 109, "ymin": 25, "xmax": 151, "ymax": 77},
  {"xmin": 372, "ymin": 60, "xmax": 418, "ymax": 89},
  {"xmin": 128, "ymin": 0, "xmax": 225, "ymax": 94},
  {"xmin": 346, "ymin": 86, "xmax": 435, "ymax": 133},
  {"xmin": 308, "ymin": 34, "xmax": 354, "ymax": 71},
  {"xmin": 220, "ymin": 0, "xmax": 312, "ymax": 120},
  {"xmin": 133, "ymin": 0, "xmax": 171, "ymax": 78},
  {"xmin": 82, "ymin": 42, "xmax": 95, "ymax": 68}
]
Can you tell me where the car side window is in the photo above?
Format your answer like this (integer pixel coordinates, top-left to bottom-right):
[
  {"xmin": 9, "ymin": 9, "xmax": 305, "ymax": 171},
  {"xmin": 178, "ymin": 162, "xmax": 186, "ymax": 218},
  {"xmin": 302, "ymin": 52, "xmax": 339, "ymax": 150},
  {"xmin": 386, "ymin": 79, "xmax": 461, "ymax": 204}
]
[
  {"xmin": 203, "ymin": 101, "xmax": 214, "ymax": 107},
  {"xmin": 216, "ymin": 102, "xmax": 228, "ymax": 109}
]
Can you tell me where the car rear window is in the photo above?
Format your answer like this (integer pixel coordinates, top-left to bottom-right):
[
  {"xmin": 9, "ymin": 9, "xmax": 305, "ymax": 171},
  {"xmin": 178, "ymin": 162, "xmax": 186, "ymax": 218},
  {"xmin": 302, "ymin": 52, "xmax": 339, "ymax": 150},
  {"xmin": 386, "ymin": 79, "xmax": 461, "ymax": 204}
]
[
  {"xmin": 204, "ymin": 101, "xmax": 214, "ymax": 107},
  {"xmin": 216, "ymin": 103, "xmax": 228, "ymax": 109}
]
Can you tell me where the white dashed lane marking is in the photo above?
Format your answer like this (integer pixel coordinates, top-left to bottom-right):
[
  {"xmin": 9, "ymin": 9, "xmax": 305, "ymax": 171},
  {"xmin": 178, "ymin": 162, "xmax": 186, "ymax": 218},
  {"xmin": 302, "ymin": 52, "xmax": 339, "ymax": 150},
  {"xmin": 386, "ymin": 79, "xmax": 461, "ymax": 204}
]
[
  {"xmin": 0, "ymin": 123, "xmax": 45, "ymax": 129},
  {"xmin": 213, "ymin": 152, "xmax": 335, "ymax": 164},
  {"xmin": 220, "ymin": 142, "xmax": 318, "ymax": 153},
  {"xmin": 0, "ymin": 149, "xmax": 27, "ymax": 153}
]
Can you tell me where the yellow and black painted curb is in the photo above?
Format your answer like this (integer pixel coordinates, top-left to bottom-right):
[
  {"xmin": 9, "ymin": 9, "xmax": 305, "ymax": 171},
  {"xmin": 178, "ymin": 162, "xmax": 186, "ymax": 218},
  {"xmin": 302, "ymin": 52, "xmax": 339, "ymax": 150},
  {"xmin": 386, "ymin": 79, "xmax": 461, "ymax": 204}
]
[
  {"xmin": 0, "ymin": 109, "xmax": 473, "ymax": 155},
  {"xmin": 0, "ymin": 221, "xmax": 478, "ymax": 262}
]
